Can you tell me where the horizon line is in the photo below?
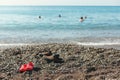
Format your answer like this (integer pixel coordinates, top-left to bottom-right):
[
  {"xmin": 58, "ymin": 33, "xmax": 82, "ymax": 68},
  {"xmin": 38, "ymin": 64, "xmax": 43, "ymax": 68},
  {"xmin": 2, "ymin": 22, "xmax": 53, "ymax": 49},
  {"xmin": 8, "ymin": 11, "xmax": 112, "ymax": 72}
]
[{"xmin": 0, "ymin": 5, "xmax": 120, "ymax": 6}]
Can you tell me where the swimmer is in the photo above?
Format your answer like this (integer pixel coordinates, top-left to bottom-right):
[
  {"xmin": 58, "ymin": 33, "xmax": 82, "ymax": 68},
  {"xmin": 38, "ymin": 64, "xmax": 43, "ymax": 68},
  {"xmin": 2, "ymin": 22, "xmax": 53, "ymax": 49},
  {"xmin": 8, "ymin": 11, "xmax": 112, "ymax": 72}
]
[
  {"xmin": 80, "ymin": 17, "xmax": 84, "ymax": 22},
  {"xmin": 39, "ymin": 16, "xmax": 41, "ymax": 19},
  {"xmin": 85, "ymin": 16, "xmax": 87, "ymax": 19},
  {"xmin": 58, "ymin": 14, "xmax": 61, "ymax": 18}
]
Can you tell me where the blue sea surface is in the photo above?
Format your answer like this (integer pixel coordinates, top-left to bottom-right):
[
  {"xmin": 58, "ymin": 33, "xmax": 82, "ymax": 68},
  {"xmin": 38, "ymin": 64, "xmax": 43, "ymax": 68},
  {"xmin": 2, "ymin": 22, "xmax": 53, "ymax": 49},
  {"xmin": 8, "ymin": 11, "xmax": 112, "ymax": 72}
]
[{"xmin": 0, "ymin": 6, "xmax": 120, "ymax": 45}]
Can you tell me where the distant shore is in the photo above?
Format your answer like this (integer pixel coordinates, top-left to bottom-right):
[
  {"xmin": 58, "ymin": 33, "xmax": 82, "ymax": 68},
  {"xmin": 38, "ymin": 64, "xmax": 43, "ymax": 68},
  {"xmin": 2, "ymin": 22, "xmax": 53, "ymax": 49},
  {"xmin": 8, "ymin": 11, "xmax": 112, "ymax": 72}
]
[{"xmin": 0, "ymin": 43, "xmax": 120, "ymax": 80}]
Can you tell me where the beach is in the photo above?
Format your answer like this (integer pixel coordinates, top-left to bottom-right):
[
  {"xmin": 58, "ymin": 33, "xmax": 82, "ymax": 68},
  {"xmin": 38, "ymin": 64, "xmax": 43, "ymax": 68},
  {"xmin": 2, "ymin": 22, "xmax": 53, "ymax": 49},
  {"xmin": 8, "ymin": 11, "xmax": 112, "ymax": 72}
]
[
  {"xmin": 0, "ymin": 43, "xmax": 120, "ymax": 80},
  {"xmin": 0, "ymin": 6, "xmax": 120, "ymax": 80}
]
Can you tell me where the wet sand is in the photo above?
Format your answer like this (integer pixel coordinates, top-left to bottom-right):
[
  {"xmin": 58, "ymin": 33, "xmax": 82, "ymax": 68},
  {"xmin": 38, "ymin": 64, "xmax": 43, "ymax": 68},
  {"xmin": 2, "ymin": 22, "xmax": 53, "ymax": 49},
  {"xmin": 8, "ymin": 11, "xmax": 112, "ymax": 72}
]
[{"xmin": 0, "ymin": 43, "xmax": 120, "ymax": 80}]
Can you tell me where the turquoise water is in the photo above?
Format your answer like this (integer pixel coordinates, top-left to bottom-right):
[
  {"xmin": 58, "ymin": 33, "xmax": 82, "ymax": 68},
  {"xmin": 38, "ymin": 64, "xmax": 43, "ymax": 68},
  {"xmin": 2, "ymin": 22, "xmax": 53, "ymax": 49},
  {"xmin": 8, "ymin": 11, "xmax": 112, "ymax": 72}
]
[{"xmin": 0, "ymin": 6, "xmax": 120, "ymax": 45}]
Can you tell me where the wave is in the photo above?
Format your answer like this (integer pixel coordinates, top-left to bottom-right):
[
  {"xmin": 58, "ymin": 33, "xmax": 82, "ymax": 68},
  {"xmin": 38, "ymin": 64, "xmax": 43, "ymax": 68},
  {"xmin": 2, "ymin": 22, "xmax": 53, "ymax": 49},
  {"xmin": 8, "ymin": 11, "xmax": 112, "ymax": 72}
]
[
  {"xmin": 76, "ymin": 42, "xmax": 120, "ymax": 46},
  {"xmin": 0, "ymin": 43, "xmax": 29, "ymax": 46}
]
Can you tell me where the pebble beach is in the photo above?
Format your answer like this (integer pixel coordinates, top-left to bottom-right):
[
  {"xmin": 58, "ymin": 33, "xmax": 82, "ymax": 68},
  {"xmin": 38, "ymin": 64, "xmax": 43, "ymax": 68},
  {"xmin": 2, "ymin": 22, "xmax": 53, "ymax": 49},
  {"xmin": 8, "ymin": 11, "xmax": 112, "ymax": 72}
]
[
  {"xmin": 0, "ymin": 6, "xmax": 120, "ymax": 80},
  {"xmin": 0, "ymin": 43, "xmax": 120, "ymax": 80}
]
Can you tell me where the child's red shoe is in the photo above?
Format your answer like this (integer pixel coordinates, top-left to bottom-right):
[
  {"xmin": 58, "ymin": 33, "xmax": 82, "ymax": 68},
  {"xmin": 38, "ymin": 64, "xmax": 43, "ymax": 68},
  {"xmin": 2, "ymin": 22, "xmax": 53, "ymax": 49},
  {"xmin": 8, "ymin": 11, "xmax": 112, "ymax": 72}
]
[
  {"xmin": 19, "ymin": 64, "xmax": 27, "ymax": 72},
  {"xmin": 26, "ymin": 62, "xmax": 34, "ymax": 71}
]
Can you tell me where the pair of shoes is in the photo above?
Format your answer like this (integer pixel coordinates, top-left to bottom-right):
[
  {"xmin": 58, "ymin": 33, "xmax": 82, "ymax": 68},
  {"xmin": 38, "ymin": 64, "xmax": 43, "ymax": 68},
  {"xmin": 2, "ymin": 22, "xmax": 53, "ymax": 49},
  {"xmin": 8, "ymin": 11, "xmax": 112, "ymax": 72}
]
[
  {"xmin": 43, "ymin": 51, "xmax": 53, "ymax": 56},
  {"xmin": 19, "ymin": 62, "xmax": 34, "ymax": 72}
]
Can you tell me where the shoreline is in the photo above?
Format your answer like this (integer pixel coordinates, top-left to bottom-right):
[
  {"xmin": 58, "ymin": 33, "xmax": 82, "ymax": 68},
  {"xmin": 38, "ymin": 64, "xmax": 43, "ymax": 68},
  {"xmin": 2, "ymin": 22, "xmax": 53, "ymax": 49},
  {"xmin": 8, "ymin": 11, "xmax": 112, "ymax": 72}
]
[{"xmin": 0, "ymin": 42, "xmax": 120, "ymax": 50}]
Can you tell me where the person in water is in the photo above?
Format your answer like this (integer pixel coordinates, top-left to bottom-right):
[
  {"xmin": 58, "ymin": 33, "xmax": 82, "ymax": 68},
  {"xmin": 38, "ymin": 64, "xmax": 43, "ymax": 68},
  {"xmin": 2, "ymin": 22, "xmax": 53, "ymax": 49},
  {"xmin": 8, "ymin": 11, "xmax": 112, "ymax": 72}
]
[
  {"xmin": 58, "ymin": 14, "xmax": 61, "ymax": 18},
  {"xmin": 39, "ymin": 16, "xmax": 41, "ymax": 19},
  {"xmin": 80, "ymin": 17, "xmax": 84, "ymax": 22},
  {"xmin": 85, "ymin": 16, "xmax": 87, "ymax": 19},
  {"xmin": 80, "ymin": 16, "xmax": 87, "ymax": 22}
]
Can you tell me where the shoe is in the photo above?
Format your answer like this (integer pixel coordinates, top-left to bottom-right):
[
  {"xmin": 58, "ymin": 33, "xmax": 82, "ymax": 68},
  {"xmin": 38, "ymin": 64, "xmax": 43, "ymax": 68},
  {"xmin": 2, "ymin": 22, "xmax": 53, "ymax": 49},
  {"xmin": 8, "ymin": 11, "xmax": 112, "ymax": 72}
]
[
  {"xmin": 19, "ymin": 64, "xmax": 27, "ymax": 72},
  {"xmin": 26, "ymin": 62, "xmax": 34, "ymax": 71}
]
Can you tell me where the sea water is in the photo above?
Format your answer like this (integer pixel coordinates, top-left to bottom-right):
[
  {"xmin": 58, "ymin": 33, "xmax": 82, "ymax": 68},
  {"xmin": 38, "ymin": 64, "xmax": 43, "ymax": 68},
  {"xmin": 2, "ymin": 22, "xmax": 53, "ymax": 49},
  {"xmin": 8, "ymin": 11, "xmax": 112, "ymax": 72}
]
[{"xmin": 0, "ymin": 6, "xmax": 120, "ymax": 45}]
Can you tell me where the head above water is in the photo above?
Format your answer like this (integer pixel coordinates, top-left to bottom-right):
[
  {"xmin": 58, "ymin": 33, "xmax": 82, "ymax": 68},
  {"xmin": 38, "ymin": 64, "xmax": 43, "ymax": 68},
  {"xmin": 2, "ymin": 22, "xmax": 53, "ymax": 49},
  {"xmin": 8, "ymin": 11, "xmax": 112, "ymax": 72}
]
[
  {"xmin": 80, "ymin": 17, "xmax": 83, "ymax": 19},
  {"xmin": 39, "ymin": 16, "xmax": 41, "ymax": 19},
  {"xmin": 58, "ymin": 14, "xmax": 61, "ymax": 17},
  {"xmin": 85, "ymin": 16, "xmax": 87, "ymax": 19}
]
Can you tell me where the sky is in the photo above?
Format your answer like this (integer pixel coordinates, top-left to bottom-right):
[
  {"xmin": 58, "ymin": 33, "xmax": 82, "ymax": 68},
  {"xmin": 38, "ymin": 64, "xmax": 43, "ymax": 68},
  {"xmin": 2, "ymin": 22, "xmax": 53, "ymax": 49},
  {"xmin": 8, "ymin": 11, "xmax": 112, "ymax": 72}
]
[{"xmin": 0, "ymin": 0, "xmax": 119, "ymax": 6}]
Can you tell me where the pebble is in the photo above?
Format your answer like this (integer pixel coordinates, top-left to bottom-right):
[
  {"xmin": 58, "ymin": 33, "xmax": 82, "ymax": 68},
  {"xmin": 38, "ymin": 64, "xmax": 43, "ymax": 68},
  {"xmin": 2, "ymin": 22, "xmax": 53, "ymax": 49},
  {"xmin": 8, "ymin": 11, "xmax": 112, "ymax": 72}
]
[{"xmin": 0, "ymin": 43, "xmax": 120, "ymax": 79}]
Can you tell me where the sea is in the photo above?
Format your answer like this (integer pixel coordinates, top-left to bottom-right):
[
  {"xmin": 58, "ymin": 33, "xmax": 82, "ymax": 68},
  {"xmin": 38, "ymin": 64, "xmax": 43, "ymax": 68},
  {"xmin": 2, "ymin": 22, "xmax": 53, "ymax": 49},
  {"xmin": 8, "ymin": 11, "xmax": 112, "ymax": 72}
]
[{"xmin": 0, "ymin": 6, "xmax": 120, "ymax": 46}]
